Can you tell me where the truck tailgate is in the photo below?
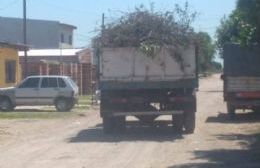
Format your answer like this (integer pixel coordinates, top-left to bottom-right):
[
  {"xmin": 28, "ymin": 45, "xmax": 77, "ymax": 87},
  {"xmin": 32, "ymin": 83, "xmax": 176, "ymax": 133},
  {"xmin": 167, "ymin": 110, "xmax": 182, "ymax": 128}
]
[
  {"xmin": 226, "ymin": 77, "xmax": 260, "ymax": 92},
  {"xmin": 100, "ymin": 47, "xmax": 196, "ymax": 82}
]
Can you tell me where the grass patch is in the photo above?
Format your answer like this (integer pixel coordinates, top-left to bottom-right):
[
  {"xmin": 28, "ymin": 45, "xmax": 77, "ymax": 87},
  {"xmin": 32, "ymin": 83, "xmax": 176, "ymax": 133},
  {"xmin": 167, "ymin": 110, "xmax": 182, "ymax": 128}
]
[
  {"xmin": 0, "ymin": 111, "xmax": 72, "ymax": 119},
  {"xmin": 0, "ymin": 95, "xmax": 96, "ymax": 119}
]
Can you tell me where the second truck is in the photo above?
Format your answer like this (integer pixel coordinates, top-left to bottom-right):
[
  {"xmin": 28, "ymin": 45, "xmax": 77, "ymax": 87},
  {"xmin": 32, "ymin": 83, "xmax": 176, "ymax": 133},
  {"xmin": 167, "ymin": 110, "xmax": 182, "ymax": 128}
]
[{"xmin": 223, "ymin": 43, "xmax": 260, "ymax": 118}]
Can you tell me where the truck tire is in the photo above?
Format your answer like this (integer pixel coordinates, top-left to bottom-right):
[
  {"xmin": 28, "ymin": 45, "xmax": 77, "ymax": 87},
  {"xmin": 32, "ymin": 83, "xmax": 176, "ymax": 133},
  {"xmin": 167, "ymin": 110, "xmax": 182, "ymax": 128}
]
[
  {"xmin": 0, "ymin": 97, "xmax": 14, "ymax": 112},
  {"xmin": 114, "ymin": 116, "xmax": 126, "ymax": 132},
  {"xmin": 184, "ymin": 111, "xmax": 195, "ymax": 134},
  {"xmin": 103, "ymin": 116, "xmax": 114, "ymax": 134},
  {"xmin": 172, "ymin": 114, "xmax": 184, "ymax": 133},
  {"xmin": 227, "ymin": 102, "xmax": 235, "ymax": 119}
]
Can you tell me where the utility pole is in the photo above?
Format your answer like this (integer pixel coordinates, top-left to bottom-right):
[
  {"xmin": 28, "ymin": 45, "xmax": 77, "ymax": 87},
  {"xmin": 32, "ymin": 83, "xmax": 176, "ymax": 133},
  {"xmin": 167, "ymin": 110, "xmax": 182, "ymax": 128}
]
[
  {"xmin": 101, "ymin": 13, "xmax": 105, "ymax": 46},
  {"xmin": 23, "ymin": 0, "xmax": 28, "ymax": 78}
]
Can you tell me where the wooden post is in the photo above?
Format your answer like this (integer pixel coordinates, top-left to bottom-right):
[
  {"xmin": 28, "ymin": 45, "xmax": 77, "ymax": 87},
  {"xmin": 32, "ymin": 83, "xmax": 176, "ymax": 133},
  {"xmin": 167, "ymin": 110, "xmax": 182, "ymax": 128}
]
[{"xmin": 80, "ymin": 64, "xmax": 83, "ymax": 95}]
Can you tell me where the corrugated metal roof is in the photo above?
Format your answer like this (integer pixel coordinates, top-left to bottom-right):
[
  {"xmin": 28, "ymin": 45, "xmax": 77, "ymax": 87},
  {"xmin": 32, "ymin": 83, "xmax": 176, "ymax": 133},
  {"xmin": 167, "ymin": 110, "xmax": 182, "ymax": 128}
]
[
  {"xmin": 19, "ymin": 48, "xmax": 82, "ymax": 57},
  {"xmin": 0, "ymin": 41, "xmax": 28, "ymax": 50}
]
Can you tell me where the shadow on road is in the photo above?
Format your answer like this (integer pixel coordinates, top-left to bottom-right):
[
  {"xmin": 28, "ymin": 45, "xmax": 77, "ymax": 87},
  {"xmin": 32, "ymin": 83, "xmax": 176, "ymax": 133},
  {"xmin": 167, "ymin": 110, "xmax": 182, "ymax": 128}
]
[
  {"xmin": 168, "ymin": 133, "xmax": 260, "ymax": 168},
  {"xmin": 68, "ymin": 120, "xmax": 184, "ymax": 143},
  {"xmin": 206, "ymin": 112, "xmax": 260, "ymax": 124}
]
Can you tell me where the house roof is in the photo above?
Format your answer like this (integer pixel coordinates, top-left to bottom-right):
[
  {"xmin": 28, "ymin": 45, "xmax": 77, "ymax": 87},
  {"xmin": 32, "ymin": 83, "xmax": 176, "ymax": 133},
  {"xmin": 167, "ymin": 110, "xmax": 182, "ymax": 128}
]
[
  {"xmin": 18, "ymin": 48, "xmax": 83, "ymax": 57},
  {"xmin": 59, "ymin": 23, "xmax": 77, "ymax": 29},
  {"xmin": 0, "ymin": 41, "xmax": 28, "ymax": 50}
]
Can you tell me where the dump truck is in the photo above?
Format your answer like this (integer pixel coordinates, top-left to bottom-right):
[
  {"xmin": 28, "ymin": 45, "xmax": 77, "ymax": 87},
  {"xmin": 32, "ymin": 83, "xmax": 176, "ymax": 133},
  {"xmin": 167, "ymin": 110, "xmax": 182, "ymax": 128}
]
[
  {"xmin": 97, "ymin": 46, "xmax": 198, "ymax": 133},
  {"xmin": 223, "ymin": 43, "xmax": 260, "ymax": 118}
]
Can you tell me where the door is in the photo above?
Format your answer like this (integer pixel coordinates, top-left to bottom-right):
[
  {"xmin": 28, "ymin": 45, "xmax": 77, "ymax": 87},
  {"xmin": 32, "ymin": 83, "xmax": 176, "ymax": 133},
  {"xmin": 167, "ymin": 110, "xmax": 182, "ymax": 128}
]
[
  {"xmin": 15, "ymin": 77, "xmax": 40, "ymax": 105},
  {"xmin": 38, "ymin": 77, "xmax": 60, "ymax": 105}
]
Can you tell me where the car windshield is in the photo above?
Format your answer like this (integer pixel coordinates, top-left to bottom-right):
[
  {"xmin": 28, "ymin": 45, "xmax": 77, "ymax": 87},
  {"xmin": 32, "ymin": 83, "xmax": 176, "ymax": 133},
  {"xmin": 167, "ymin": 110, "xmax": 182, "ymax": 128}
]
[{"xmin": 67, "ymin": 77, "xmax": 78, "ymax": 88}]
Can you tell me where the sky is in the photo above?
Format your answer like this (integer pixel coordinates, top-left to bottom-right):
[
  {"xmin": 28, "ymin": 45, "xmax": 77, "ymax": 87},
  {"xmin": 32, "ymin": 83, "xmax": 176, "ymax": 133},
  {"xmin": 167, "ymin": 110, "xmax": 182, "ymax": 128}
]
[{"xmin": 0, "ymin": 0, "xmax": 237, "ymax": 49}]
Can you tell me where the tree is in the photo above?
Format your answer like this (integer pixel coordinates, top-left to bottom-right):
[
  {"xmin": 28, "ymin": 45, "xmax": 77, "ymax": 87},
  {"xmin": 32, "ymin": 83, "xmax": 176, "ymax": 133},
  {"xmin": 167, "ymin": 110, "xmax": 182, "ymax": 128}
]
[
  {"xmin": 196, "ymin": 32, "xmax": 216, "ymax": 73},
  {"xmin": 216, "ymin": 0, "xmax": 260, "ymax": 55}
]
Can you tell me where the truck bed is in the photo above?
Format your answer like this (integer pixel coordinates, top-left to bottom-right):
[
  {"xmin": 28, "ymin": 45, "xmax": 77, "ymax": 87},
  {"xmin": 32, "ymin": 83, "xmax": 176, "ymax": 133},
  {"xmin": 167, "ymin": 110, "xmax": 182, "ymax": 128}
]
[{"xmin": 99, "ymin": 47, "xmax": 197, "ymax": 90}]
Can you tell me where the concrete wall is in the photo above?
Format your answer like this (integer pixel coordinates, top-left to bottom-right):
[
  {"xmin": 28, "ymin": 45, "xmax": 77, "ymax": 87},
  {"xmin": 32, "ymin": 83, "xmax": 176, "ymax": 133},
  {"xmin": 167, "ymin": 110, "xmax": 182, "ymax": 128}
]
[
  {"xmin": 59, "ymin": 24, "xmax": 74, "ymax": 49},
  {"xmin": 0, "ymin": 47, "xmax": 20, "ymax": 88},
  {"xmin": 0, "ymin": 17, "xmax": 76, "ymax": 49}
]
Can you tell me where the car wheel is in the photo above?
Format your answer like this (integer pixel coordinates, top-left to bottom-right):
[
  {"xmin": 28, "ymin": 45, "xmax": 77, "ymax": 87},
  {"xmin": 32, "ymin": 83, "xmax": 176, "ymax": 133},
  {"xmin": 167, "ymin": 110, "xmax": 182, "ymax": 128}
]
[
  {"xmin": 55, "ymin": 98, "xmax": 69, "ymax": 112},
  {"xmin": 0, "ymin": 98, "xmax": 13, "ymax": 112}
]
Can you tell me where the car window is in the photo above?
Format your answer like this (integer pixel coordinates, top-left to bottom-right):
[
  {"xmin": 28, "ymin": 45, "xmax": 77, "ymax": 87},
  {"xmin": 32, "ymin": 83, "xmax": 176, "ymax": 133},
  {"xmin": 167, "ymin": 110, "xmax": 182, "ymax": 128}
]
[
  {"xmin": 41, "ymin": 78, "xmax": 48, "ymax": 88},
  {"xmin": 49, "ymin": 78, "xmax": 58, "ymax": 88},
  {"xmin": 19, "ymin": 78, "xmax": 40, "ymax": 88},
  {"xmin": 58, "ymin": 78, "xmax": 66, "ymax": 88},
  {"xmin": 41, "ymin": 78, "xmax": 58, "ymax": 88}
]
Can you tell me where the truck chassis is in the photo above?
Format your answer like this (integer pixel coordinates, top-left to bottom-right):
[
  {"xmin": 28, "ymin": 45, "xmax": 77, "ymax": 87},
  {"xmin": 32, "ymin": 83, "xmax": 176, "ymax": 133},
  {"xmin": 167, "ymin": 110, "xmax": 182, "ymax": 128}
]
[{"xmin": 100, "ymin": 88, "xmax": 196, "ymax": 134}]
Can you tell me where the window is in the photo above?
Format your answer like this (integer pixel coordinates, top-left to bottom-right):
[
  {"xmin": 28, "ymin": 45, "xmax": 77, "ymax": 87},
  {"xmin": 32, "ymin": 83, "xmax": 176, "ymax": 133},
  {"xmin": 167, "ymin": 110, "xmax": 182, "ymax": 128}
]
[
  {"xmin": 5, "ymin": 60, "xmax": 16, "ymax": 83},
  {"xmin": 68, "ymin": 77, "xmax": 77, "ymax": 88},
  {"xmin": 61, "ymin": 33, "xmax": 64, "ymax": 43},
  {"xmin": 58, "ymin": 78, "xmax": 66, "ymax": 88},
  {"xmin": 69, "ymin": 35, "xmax": 72, "ymax": 45},
  {"xmin": 41, "ymin": 78, "xmax": 48, "ymax": 88},
  {"xmin": 19, "ymin": 78, "xmax": 40, "ymax": 88},
  {"xmin": 41, "ymin": 78, "xmax": 58, "ymax": 88},
  {"xmin": 49, "ymin": 78, "xmax": 58, "ymax": 88}
]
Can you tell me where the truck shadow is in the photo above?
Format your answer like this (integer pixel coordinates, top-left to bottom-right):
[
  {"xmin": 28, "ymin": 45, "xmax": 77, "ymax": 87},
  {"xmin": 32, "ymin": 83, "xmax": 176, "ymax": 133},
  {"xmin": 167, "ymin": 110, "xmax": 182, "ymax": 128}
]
[
  {"xmin": 206, "ymin": 112, "xmax": 260, "ymax": 124},
  {"xmin": 68, "ymin": 121, "xmax": 184, "ymax": 143},
  {"xmin": 167, "ymin": 133, "xmax": 260, "ymax": 168}
]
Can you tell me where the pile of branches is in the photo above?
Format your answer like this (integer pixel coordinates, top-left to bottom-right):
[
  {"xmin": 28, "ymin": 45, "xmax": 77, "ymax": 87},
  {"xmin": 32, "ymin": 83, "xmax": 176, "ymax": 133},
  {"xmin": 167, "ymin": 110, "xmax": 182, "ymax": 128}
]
[{"xmin": 93, "ymin": 2, "xmax": 197, "ymax": 68}]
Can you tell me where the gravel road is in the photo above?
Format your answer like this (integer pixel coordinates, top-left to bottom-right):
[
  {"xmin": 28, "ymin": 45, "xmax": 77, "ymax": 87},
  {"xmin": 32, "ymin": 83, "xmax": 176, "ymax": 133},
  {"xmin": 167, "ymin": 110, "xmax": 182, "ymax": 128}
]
[{"xmin": 0, "ymin": 74, "xmax": 260, "ymax": 168}]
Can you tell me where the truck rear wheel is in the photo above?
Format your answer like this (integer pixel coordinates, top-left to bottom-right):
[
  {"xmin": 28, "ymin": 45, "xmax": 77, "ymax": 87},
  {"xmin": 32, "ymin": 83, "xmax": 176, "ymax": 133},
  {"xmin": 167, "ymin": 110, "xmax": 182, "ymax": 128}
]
[
  {"xmin": 103, "ymin": 116, "xmax": 114, "ymax": 134},
  {"xmin": 114, "ymin": 116, "xmax": 126, "ymax": 132},
  {"xmin": 172, "ymin": 114, "xmax": 184, "ymax": 133},
  {"xmin": 184, "ymin": 111, "xmax": 195, "ymax": 134},
  {"xmin": 227, "ymin": 102, "xmax": 235, "ymax": 119}
]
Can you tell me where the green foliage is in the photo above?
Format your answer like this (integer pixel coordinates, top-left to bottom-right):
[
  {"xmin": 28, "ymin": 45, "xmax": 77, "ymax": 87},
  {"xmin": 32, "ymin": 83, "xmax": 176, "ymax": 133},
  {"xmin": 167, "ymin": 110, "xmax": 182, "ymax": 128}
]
[
  {"xmin": 196, "ymin": 32, "xmax": 217, "ymax": 73},
  {"xmin": 216, "ymin": 0, "xmax": 260, "ymax": 54}
]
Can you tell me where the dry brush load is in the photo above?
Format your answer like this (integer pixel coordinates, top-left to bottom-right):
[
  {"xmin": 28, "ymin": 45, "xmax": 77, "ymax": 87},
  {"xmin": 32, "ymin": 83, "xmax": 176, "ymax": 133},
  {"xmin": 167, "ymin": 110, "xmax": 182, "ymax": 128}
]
[{"xmin": 93, "ymin": 2, "xmax": 197, "ymax": 69}]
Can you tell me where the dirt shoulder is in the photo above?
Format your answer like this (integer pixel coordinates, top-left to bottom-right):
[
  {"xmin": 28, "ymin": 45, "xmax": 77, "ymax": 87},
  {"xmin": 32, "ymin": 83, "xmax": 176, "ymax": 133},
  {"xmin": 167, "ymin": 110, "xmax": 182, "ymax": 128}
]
[{"xmin": 0, "ymin": 74, "xmax": 260, "ymax": 168}]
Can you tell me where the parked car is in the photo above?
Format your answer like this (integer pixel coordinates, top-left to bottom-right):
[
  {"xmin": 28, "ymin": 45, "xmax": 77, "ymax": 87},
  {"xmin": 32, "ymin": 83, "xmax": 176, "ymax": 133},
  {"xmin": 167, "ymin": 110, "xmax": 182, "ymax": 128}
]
[{"xmin": 0, "ymin": 76, "xmax": 79, "ymax": 112}]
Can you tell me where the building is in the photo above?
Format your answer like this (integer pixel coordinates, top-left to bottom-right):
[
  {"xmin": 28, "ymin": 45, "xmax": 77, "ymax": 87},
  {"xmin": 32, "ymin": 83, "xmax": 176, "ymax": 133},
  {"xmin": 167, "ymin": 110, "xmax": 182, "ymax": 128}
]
[
  {"xmin": 19, "ymin": 48, "xmax": 96, "ymax": 95},
  {"xmin": 0, "ymin": 42, "xmax": 25, "ymax": 88},
  {"xmin": 0, "ymin": 17, "xmax": 76, "ymax": 49}
]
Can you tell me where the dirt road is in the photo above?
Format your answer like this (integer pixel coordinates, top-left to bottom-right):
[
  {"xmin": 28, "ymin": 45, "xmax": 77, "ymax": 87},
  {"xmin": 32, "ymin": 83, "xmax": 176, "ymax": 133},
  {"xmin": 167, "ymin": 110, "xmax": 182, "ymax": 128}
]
[{"xmin": 0, "ymin": 75, "xmax": 260, "ymax": 168}]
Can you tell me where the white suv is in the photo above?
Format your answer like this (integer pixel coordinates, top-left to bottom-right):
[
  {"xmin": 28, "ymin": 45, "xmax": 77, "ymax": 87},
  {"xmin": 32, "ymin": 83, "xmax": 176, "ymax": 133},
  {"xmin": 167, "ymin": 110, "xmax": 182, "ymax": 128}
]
[{"xmin": 0, "ymin": 76, "xmax": 79, "ymax": 112}]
